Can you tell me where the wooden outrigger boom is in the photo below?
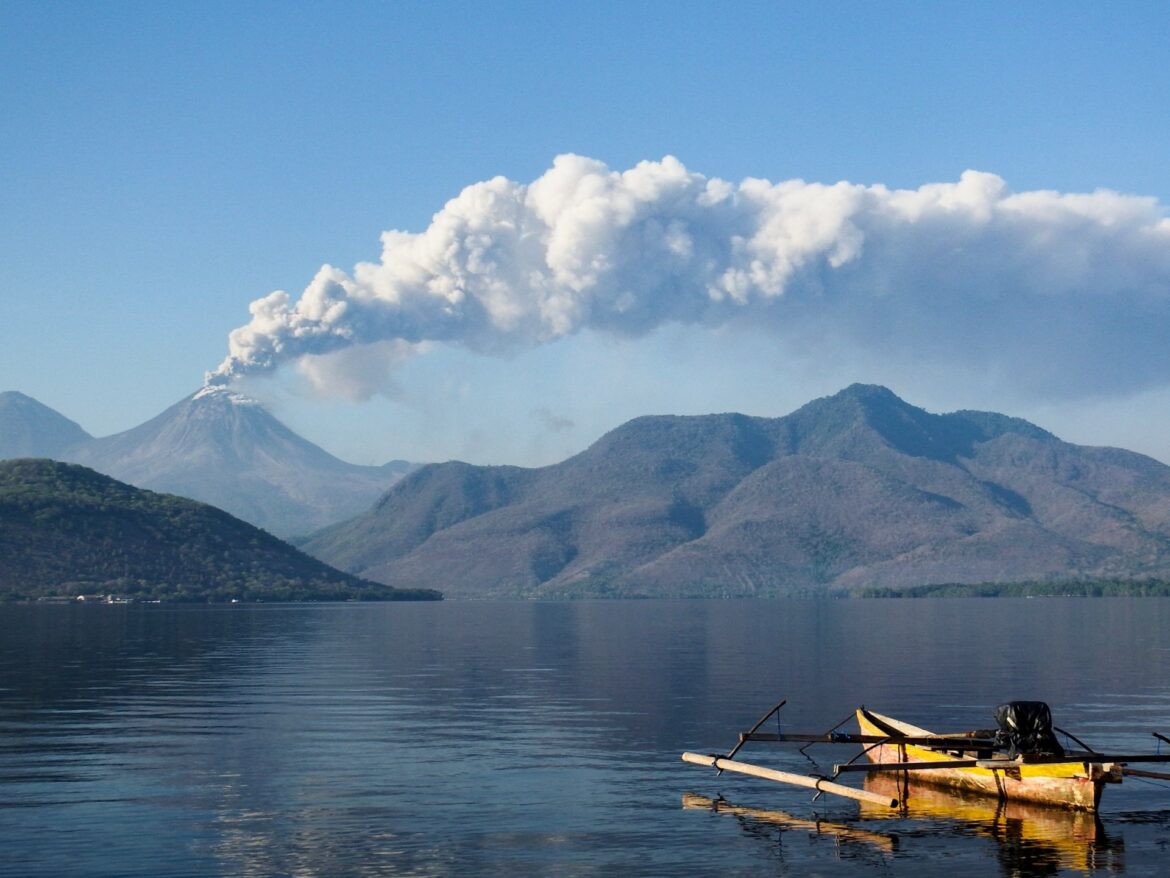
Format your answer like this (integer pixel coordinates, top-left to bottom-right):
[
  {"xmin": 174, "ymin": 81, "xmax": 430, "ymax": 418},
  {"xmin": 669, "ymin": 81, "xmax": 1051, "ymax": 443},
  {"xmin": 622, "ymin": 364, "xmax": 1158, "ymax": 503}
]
[
  {"xmin": 681, "ymin": 699, "xmax": 1170, "ymax": 813},
  {"xmin": 681, "ymin": 699, "xmax": 903, "ymax": 808}
]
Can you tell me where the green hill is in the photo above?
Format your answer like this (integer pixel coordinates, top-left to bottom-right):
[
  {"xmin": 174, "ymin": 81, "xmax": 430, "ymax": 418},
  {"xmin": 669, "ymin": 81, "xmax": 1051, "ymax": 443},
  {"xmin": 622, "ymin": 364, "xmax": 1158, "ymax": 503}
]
[{"xmin": 0, "ymin": 459, "xmax": 441, "ymax": 602}]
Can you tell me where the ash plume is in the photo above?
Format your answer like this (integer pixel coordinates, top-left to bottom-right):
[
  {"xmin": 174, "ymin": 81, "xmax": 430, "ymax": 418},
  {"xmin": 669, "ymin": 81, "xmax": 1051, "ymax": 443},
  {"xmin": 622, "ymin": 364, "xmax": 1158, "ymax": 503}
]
[{"xmin": 207, "ymin": 154, "xmax": 1170, "ymax": 399}]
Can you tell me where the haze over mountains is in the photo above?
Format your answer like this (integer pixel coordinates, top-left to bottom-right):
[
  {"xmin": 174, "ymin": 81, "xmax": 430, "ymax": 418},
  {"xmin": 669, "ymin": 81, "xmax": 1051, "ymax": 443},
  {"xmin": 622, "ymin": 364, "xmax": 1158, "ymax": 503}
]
[
  {"xmin": 302, "ymin": 385, "xmax": 1170, "ymax": 598},
  {"xmin": 7, "ymin": 383, "xmax": 1170, "ymax": 600},
  {"xmin": 0, "ymin": 388, "xmax": 413, "ymax": 537},
  {"xmin": 0, "ymin": 391, "xmax": 93, "ymax": 459}
]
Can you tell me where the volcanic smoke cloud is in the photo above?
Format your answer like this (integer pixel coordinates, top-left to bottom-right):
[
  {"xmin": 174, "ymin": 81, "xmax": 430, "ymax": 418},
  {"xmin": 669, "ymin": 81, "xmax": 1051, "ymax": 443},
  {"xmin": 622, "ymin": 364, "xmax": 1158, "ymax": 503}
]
[{"xmin": 208, "ymin": 154, "xmax": 1170, "ymax": 399}]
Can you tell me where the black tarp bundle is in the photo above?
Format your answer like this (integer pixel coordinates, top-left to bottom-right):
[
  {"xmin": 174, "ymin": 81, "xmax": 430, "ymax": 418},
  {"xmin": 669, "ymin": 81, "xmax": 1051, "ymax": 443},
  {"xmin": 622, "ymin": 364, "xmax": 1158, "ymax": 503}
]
[{"xmin": 993, "ymin": 701, "xmax": 1065, "ymax": 758}]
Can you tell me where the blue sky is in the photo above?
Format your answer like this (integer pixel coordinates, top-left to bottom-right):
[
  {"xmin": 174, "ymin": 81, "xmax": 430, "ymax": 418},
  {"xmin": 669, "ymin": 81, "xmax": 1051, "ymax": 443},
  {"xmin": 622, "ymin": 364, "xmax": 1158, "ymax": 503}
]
[{"xmin": 4, "ymin": 1, "xmax": 1170, "ymax": 466}]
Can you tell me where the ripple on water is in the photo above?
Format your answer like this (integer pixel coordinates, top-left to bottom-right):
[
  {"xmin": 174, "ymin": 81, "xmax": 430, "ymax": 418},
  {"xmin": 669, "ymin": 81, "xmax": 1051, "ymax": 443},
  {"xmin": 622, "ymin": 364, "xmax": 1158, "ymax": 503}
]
[{"xmin": 0, "ymin": 599, "xmax": 1168, "ymax": 876}]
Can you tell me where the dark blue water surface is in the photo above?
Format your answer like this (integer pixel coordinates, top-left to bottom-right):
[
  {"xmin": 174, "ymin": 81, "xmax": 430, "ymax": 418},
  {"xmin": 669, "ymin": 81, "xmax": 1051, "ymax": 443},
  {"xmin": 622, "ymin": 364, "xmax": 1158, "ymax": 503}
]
[{"xmin": 1, "ymin": 598, "xmax": 1169, "ymax": 877}]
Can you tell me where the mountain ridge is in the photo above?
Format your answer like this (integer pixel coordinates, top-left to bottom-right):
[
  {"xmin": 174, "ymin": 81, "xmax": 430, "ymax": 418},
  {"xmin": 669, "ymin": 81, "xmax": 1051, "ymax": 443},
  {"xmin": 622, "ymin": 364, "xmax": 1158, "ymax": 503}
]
[
  {"xmin": 0, "ymin": 391, "xmax": 94, "ymax": 459},
  {"xmin": 300, "ymin": 384, "xmax": 1170, "ymax": 598}
]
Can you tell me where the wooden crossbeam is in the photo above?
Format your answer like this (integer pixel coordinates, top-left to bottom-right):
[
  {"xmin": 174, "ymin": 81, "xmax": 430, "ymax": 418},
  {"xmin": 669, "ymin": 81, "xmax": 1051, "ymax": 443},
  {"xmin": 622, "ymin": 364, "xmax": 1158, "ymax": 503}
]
[
  {"xmin": 745, "ymin": 732, "xmax": 996, "ymax": 749},
  {"xmin": 1123, "ymin": 767, "xmax": 1170, "ymax": 782},
  {"xmin": 834, "ymin": 759, "xmax": 981, "ymax": 773},
  {"xmin": 1018, "ymin": 753, "xmax": 1170, "ymax": 765}
]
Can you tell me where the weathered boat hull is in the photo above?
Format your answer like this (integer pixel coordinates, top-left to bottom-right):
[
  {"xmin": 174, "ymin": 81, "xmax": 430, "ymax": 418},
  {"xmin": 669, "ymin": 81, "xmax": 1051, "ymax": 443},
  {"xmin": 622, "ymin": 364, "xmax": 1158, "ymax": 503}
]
[{"xmin": 856, "ymin": 708, "xmax": 1121, "ymax": 812}]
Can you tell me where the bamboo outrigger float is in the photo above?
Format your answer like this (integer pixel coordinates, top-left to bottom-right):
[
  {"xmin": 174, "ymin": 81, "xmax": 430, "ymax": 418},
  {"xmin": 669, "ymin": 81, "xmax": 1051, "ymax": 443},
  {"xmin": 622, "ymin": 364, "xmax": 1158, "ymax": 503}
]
[{"xmin": 682, "ymin": 699, "xmax": 1170, "ymax": 812}]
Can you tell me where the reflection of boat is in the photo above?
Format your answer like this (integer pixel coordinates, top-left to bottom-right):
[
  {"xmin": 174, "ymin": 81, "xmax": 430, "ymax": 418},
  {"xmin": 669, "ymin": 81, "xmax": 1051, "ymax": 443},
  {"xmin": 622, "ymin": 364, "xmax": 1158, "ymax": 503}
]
[
  {"xmin": 682, "ymin": 698, "xmax": 1170, "ymax": 813},
  {"xmin": 860, "ymin": 773, "xmax": 1123, "ymax": 873},
  {"xmin": 681, "ymin": 793, "xmax": 897, "ymax": 853},
  {"xmin": 855, "ymin": 708, "xmax": 1122, "ymax": 811}
]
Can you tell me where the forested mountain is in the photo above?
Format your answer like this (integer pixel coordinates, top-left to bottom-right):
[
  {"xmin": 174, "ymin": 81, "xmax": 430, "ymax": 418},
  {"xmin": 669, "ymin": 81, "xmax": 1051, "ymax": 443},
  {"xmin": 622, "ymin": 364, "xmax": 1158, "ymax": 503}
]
[
  {"xmin": 301, "ymin": 385, "xmax": 1170, "ymax": 598},
  {"xmin": 0, "ymin": 459, "xmax": 440, "ymax": 602}
]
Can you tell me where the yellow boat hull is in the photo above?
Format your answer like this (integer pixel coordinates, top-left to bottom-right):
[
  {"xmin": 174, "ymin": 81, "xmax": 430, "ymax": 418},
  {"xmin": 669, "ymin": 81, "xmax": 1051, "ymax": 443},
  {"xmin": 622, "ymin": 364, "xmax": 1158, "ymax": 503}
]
[{"xmin": 856, "ymin": 708, "xmax": 1121, "ymax": 812}]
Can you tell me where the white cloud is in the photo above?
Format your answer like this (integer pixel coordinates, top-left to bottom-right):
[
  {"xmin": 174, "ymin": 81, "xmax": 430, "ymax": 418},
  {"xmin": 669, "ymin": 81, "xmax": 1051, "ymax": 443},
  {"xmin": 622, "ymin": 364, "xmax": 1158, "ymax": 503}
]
[{"xmin": 207, "ymin": 155, "xmax": 1170, "ymax": 401}]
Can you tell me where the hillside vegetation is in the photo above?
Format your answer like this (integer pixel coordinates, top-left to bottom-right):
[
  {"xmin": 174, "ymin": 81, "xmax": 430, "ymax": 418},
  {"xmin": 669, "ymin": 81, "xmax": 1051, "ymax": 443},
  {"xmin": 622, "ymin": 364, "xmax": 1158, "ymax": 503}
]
[
  {"xmin": 856, "ymin": 579, "xmax": 1170, "ymax": 598},
  {"xmin": 301, "ymin": 385, "xmax": 1170, "ymax": 598},
  {"xmin": 0, "ymin": 459, "xmax": 441, "ymax": 602}
]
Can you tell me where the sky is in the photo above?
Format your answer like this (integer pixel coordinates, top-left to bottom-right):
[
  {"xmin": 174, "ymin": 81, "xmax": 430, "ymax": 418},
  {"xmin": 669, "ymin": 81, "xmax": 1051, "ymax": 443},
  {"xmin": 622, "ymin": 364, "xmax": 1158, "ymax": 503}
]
[{"xmin": 4, "ymin": 0, "xmax": 1170, "ymax": 467}]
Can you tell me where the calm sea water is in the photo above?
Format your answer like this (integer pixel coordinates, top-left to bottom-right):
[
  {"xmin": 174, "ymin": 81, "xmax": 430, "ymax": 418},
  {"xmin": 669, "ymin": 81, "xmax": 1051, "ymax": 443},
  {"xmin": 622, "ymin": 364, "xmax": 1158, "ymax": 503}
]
[{"xmin": 1, "ymin": 598, "xmax": 1168, "ymax": 877}]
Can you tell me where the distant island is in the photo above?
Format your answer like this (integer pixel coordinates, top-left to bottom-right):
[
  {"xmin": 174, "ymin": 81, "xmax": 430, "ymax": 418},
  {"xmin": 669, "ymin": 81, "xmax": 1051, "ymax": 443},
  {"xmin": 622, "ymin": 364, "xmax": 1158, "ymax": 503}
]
[{"xmin": 0, "ymin": 459, "xmax": 441, "ymax": 603}]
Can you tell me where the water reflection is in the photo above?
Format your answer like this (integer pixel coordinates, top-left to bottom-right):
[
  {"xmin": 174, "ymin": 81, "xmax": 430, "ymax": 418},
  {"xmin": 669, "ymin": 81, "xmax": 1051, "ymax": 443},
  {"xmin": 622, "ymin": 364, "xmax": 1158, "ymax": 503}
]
[
  {"xmin": 682, "ymin": 792, "xmax": 898, "ymax": 853},
  {"xmin": 681, "ymin": 778, "xmax": 1129, "ymax": 876},
  {"xmin": 0, "ymin": 603, "xmax": 322, "ymax": 704},
  {"xmin": 2, "ymin": 599, "xmax": 1169, "ymax": 876},
  {"xmin": 862, "ymin": 773, "xmax": 1124, "ymax": 874}
]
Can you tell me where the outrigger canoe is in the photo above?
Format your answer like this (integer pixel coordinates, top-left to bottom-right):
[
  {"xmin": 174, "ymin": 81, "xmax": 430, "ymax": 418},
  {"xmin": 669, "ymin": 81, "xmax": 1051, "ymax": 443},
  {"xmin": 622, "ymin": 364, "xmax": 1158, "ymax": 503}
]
[
  {"xmin": 682, "ymin": 699, "xmax": 1170, "ymax": 812},
  {"xmin": 854, "ymin": 707, "xmax": 1121, "ymax": 811}
]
